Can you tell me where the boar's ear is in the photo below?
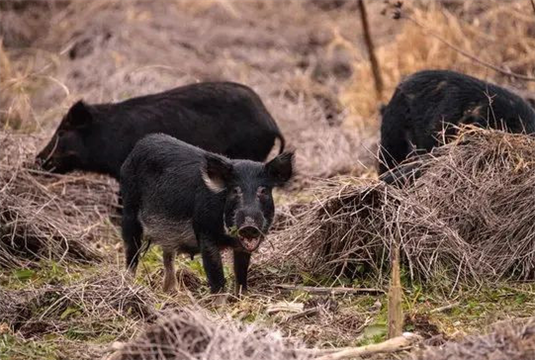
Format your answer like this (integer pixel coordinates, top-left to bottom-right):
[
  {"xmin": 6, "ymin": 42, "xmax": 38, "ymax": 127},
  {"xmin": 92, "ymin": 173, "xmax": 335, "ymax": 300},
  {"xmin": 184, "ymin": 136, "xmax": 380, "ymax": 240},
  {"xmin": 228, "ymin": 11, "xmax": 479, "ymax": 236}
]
[
  {"xmin": 265, "ymin": 152, "xmax": 294, "ymax": 186},
  {"xmin": 202, "ymin": 154, "xmax": 234, "ymax": 193},
  {"xmin": 66, "ymin": 100, "xmax": 93, "ymax": 129}
]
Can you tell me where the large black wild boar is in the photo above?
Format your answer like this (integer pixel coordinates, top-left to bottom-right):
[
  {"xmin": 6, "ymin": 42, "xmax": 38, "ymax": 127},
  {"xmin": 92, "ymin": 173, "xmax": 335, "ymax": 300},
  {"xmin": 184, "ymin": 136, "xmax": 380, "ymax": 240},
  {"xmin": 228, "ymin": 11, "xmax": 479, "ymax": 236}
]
[
  {"xmin": 120, "ymin": 134, "xmax": 294, "ymax": 295},
  {"xmin": 36, "ymin": 82, "xmax": 285, "ymax": 179},
  {"xmin": 378, "ymin": 70, "xmax": 535, "ymax": 175}
]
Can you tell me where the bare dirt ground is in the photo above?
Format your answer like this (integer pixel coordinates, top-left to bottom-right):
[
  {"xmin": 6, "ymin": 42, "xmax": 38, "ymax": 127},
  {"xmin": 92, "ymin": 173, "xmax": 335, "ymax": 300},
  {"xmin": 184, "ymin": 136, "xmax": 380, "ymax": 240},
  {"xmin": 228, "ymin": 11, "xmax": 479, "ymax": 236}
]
[{"xmin": 2, "ymin": 1, "xmax": 535, "ymax": 359}]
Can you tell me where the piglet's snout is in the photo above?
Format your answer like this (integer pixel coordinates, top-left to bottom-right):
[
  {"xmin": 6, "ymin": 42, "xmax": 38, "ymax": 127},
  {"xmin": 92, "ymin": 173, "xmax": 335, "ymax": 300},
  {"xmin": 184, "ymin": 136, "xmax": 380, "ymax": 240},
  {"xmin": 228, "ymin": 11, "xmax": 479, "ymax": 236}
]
[
  {"xmin": 236, "ymin": 216, "xmax": 264, "ymax": 252},
  {"xmin": 238, "ymin": 225, "xmax": 261, "ymax": 239}
]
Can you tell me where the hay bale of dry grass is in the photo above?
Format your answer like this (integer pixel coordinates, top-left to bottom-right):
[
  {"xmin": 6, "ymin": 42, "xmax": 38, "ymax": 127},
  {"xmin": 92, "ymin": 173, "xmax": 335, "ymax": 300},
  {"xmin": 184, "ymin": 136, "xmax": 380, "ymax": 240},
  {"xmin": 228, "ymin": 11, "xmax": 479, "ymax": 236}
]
[
  {"xmin": 0, "ymin": 132, "xmax": 117, "ymax": 268},
  {"xmin": 284, "ymin": 128, "xmax": 535, "ymax": 286},
  {"xmin": 409, "ymin": 318, "xmax": 535, "ymax": 360},
  {"xmin": 109, "ymin": 308, "xmax": 311, "ymax": 360}
]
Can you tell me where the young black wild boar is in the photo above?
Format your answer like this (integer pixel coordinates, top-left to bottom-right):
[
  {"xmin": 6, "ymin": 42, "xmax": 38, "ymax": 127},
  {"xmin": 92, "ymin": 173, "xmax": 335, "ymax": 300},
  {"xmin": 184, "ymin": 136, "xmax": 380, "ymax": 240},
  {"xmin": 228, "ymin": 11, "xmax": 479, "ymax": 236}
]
[
  {"xmin": 378, "ymin": 70, "xmax": 535, "ymax": 176},
  {"xmin": 120, "ymin": 134, "xmax": 294, "ymax": 295},
  {"xmin": 36, "ymin": 82, "xmax": 285, "ymax": 179}
]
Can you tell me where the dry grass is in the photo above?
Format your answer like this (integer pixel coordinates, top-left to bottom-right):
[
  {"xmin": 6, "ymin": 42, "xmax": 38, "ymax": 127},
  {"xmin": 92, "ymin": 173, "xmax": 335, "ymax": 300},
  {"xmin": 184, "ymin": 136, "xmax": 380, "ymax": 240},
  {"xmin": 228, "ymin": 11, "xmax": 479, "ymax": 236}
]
[
  {"xmin": 1, "ymin": 0, "xmax": 383, "ymax": 179},
  {"xmin": 1, "ymin": 271, "xmax": 155, "ymax": 339},
  {"xmin": 3, "ymin": 1, "xmax": 535, "ymax": 359},
  {"xmin": 410, "ymin": 317, "xmax": 535, "ymax": 360},
  {"xmin": 0, "ymin": 0, "xmax": 68, "ymax": 131},
  {"xmin": 0, "ymin": 41, "xmax": 37, "ymax": 130},
  {"xmin": 342, "ymin": 0, "xmax": 535, "ymax": 126},
  {"xmin": 107, "ymin": 307, "xmax": 311, "ymax": 360},
  {"xmin": 0, "ymin": 132, "xmax": 118, "ymax": 268},
  {"xmin": 282, "ymin": 128, "xmax": 535, "ymax": 287},
  {"xmin": 0, "ymin": 266, "xmax": 186, "ymax": 360}
]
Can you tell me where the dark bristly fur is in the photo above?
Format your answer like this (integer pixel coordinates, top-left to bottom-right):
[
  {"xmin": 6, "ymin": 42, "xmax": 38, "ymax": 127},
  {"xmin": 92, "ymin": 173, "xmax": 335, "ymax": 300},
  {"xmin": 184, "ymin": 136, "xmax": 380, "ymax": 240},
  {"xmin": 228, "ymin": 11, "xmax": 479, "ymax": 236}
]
[
  {"xmin": 378, "ymin": 70, "xmax": 535, "ymax": 176},
  {"xmin": 120, "ymin": 134, "xmax": 293, "ymax": 294},
  {"xmin": 36, "ymin": 82, "xmax": 285, "ymax": 179}
]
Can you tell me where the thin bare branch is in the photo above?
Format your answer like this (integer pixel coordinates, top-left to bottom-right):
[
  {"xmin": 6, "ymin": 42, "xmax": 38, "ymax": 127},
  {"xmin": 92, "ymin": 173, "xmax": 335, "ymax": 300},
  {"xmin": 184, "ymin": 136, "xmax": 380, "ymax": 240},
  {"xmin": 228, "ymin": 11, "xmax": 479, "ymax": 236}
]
[
  {"xmin": 402, "ymin": 14, "xmax": 535, "ymax": 82},
  {"xmin": 358, "ymin": 0, "xmax": 384, "ymax": 100}
]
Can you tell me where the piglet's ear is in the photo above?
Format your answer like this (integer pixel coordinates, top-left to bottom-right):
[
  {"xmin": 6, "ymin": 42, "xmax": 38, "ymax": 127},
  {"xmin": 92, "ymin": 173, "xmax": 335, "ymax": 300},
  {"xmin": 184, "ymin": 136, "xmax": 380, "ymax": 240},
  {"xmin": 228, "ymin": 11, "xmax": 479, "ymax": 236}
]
[
  {"xmin": 66, "ymin": 100, "xmax": 93, "ymax": 129},
  {"xmin": 202, "ymin": 154, "xmax": 234, "ymax": 193},
  {"xmin": 265, "ymin": 152, "xmax": 294, "ymax": 186}
]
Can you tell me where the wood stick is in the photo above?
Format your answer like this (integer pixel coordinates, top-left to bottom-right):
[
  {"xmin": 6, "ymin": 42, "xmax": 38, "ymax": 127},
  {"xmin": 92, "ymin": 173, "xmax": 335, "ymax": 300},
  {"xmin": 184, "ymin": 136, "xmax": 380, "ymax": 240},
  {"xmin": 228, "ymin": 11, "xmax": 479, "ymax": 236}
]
[
  {"xmin": 358, "ymin": 0, "xmax": 384, "ymax": 101},
  {"xmin": 283, "ymin": 307, "xmax": 321, "ymax": 322},
  {"xmin": 430, "ymin": 302, "xmax": 459, "ymax": 314},
  {"xmin": 275, "ymin": 284, "xmax": 385, "ymax": 295},
  {"xmin": 388, "ymin": 243, "xmax": 403, "ymax": 338},
  {"xmin": 314, "ymin": 333, "xmax": 421, "ymax": 360},
  {"xmin": 266, "ymin": 302, "xmax": 304, "ymax": 315}
]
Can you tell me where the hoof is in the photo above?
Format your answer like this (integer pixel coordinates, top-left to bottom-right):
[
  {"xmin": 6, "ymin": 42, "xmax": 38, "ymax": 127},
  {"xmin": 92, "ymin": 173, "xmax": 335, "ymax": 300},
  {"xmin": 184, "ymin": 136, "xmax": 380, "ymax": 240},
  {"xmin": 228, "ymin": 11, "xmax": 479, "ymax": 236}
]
[
  {"xmin": 162, "ymin": 278, "xmax": 178, "ymax": 294},
  {"xmin": 211, "ymin": 293, "xmax": 229, "ymax": 307}
]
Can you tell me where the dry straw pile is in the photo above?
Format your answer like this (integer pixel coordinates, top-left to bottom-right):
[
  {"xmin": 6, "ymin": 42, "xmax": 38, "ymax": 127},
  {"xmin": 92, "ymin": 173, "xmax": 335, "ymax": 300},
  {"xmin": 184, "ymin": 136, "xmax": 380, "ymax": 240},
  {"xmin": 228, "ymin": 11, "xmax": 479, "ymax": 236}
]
[
  {"xmin": 108, "ymin": 307, "xmax": 311, "ymax": 360},
  {"xmin": 0, "ymin": 132, "xmax": 118, "ymax": 268},
  {"xmin": 410, "ymin": 318, "xmax": 535, "ymax": 360},
  {"xmin": 0, "ymin": 270, "xmax": 155, "ymax": 339},
  {"xmin": 284, "ymin": 127, "xmax": 535, "ymax": 286}
]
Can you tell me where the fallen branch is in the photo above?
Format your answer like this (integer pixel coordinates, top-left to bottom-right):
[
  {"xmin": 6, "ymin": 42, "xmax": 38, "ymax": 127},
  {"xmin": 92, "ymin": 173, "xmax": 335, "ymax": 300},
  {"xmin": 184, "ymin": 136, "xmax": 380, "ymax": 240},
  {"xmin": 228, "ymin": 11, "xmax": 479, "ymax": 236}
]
[
  {"xmin": 266, "ymin": 301, "xmax": 304, "ymax": 315},
  {"xmin": 283, "ymin": 307, "xmax": 321, "ymax": 322},
  {"xmin": 313, "ymin": 332, "xmax": 422, "ymax": 360},
  {"xmin": 430, "ymin": 302, "xmax": 460, "ymax": 314},
  {"xmin": 275, "ymin": 284, "xmax": 385, "ymax": 295}
]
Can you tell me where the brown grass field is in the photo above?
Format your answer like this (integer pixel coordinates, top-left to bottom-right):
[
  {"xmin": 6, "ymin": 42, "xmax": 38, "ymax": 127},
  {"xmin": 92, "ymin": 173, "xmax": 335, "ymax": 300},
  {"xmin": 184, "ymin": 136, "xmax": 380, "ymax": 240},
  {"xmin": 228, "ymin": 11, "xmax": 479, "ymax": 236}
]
[{"xmin": 2, "ymin": 1, "xmax": 535, "ymax": 359}]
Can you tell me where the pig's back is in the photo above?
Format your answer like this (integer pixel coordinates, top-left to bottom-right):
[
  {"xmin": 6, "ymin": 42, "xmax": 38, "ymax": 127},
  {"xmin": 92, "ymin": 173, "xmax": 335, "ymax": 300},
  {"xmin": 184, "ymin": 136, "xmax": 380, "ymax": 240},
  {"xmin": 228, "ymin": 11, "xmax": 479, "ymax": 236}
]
[{"xmin": 121, "ymin": 134, "xmax": 209, "ymax": 219}]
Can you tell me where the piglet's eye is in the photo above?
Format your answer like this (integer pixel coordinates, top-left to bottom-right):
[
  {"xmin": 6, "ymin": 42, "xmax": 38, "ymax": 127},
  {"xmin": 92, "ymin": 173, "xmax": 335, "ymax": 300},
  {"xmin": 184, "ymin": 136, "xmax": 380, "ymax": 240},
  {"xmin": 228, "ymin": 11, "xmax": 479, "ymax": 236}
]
[
  {"xmin": 257, "ymin": 187, "xmax": 268, "ymax": 197},
  {"xmin": 232, "ymin": 186, "xmax": 241, "ymax": 195}
]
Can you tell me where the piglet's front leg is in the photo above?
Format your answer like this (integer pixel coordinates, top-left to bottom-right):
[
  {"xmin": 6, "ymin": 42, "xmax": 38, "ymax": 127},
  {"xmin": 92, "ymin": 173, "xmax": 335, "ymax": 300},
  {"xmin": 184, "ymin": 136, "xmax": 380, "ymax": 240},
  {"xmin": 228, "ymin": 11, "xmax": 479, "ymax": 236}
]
[
  {"xmin": 199, "ymin": 235, "xmax": 226, "ymax": 294},
  {"xmin": 233, "ymin": 249, "xmax": 251, "ymax": 296}
]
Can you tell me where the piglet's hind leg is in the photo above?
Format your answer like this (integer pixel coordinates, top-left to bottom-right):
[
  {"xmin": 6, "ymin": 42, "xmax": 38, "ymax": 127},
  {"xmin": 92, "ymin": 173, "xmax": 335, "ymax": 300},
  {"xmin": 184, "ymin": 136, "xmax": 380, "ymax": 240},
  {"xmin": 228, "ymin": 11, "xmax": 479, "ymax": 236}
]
[{"xmin": 162, "ymin": 250, "xmax": 178, "ymax": 293}]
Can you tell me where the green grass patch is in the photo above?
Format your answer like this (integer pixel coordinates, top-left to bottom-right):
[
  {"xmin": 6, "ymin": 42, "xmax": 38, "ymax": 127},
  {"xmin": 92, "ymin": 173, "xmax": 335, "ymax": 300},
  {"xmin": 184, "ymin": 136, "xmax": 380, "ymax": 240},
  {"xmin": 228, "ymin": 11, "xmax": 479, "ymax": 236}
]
[{"xmin": 0, "ymin": 334, "xmax": 59, "ymax": 360}]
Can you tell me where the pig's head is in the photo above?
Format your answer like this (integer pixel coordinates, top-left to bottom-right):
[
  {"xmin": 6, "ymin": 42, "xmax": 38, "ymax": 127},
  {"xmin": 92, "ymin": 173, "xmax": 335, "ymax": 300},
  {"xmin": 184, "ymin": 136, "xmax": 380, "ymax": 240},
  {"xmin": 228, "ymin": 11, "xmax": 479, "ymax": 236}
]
[
  {"xmin": 36, "ymin": 100, "xmax": 95, "ymax": 174},
  {"xmin": 202, "ymin": 152, "xmax": 294, "ymax": 253}
]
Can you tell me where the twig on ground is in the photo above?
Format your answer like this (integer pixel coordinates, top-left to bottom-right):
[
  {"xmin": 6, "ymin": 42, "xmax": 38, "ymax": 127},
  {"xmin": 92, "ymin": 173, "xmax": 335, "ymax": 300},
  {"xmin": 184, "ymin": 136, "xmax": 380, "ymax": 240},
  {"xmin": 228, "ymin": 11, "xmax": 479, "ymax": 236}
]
[
  {"xmin": 275, "ymin": 284, "xmax": 385, "ymax": 295},
  {"xmin": 430, "ymin": 302, "xmax": 460, "ymax": 314},
  {"xmin": 266, "ymin": 301, "xmax": 304, "ymax": 315},
  {"xmin": 308, "ymin": 333, "xmax": 422, "ymax": 360},
  {"xmin": 283, "ymin": 307, "xmax": 321, "ymax": 322}
]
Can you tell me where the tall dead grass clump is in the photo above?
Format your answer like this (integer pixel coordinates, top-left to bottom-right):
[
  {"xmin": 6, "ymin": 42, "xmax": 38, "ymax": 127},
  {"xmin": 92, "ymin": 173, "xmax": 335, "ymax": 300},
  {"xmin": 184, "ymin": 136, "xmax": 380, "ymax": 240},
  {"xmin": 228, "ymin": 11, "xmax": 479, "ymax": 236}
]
[
  {"xmin": 0, "ymin": 132, "xmax": 118, "ymax": 268},
  {"xmin": 284, "ymin": 128, "xmax": 535, "ymax": 287},
  {"xmin": 0, "ymin": 40, "xmax": 34, "ymax": 130},
  {"xmin": 342, "ymin": 0, "xmax": 535, "ymax": 124}
]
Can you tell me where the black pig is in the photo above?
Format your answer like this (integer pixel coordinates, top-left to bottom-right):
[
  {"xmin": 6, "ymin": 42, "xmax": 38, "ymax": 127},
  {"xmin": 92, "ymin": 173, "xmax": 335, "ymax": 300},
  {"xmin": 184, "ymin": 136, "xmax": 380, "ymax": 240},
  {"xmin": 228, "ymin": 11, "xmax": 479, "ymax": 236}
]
[
  {"xmin": 378, "ymin": 70, "xmax": 535, "ymax": 175},
  {"xmin": 36, "ymin": 82, "xmax": 285, "ymax": 179},
  {"xmin": 120, "ymin": 134, "xmax": 294, "ymax": 295}
]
